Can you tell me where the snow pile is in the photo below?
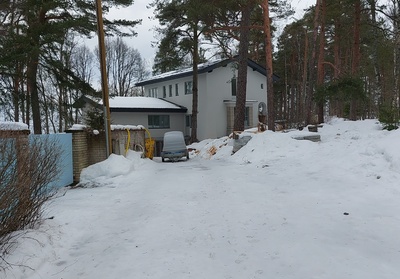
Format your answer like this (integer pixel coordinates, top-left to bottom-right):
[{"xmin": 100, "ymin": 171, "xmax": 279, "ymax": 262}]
[{"xmin": 79, "ymin": 151, "xmax": 155, "ymax": 187}]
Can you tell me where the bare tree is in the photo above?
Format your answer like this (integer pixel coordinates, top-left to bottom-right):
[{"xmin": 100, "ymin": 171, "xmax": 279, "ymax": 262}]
[{"xmin": 101, "ymin": 37, "xmax": 149, "ymax": 97}]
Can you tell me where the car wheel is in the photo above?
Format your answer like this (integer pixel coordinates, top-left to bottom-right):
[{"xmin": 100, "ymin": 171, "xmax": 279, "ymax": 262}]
[
  {"xmin": 162, "ymin": 157, "xmax": 165, "ymax": 162},
  {"xmin": 186, "ymin": 152, "xmax": 189, "ymax": 160}
]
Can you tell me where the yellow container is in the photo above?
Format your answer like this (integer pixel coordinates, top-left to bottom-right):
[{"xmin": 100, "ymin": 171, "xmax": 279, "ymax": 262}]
[{"xmin": 145, "ymin": 138, "xmax": 155, "ymax": 159}]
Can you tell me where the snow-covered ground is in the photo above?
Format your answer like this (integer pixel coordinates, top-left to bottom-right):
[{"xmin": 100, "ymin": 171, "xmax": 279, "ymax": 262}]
[{"xmin": 3, "ymin": 118, "xmax": 400, "ymax": 279}]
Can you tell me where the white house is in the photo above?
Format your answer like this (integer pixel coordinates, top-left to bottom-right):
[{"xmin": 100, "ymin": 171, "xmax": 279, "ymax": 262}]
[{"xmin": 136, "ymin": 57, "xmax": 272, "ymax": 141}]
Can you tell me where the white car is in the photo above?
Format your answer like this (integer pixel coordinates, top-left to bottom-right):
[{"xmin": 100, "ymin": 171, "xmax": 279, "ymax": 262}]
[{"xmin": 161, "ymin": 131, "xmax": 189, "ymax": 162}]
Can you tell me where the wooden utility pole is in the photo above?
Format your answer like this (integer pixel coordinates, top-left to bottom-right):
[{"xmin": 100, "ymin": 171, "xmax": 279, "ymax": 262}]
[{"xmin": 95, "ymin": 0, "xmax": 112, "ymax": 156}]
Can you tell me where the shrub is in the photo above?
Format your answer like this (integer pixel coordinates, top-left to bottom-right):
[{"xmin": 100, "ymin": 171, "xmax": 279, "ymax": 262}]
[
  {"xmin": 0, "ymin": 131, "xmax": 62, "ymax": 269},
  {"xmin": 379, "ymin": 103, "xmax": 399, "ymax": 131}
]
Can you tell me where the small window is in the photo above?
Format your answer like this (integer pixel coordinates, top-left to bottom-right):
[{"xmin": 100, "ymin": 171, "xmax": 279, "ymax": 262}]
[
  {"xmin": 175, "ymin": 84, "xmax": 179, "ymax": 96},
  {"xmin": 163, "ymin": 86, "xmax": 166, "ymax": 98},
  {"xmin": 244, "ymin": 107, "xmax": 250, "ymax": 127},
  {"xmin": 231, "ymin": 77, "xmax": 237, "ymax": 96},
  {"xmin": 261, "ymin": 83, "xmax": 264, "ymax": 89},
  {"xmin": 185, "ymin": 114, "xmax": 192, "ymax": 128},
  {"xmin": 148, "ymin": 115, "xmax": 170, "ymax": 129},
  {"xmin": 185, "ymin": 81, "xmax": 193, "ymax": 95},
  {"xmin": 169, "ymin": 85, "xmax": 173, "ymax": 97},
  {"xmin": 149, "ymin": 88, "xmax": 158, "ymax": 98}
]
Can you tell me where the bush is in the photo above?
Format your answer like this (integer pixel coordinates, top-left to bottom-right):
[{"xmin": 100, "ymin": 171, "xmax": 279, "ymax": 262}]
[
  {"xmin": 0, "ymin": 131, "xmax": 62, "ymax": 269},
  {"xmin": 379, "ymin": 103, "xmax": 399, "ymax": 131}
]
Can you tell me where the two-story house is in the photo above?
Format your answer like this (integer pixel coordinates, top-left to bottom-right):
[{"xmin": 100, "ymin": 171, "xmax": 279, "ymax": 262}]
[{"xmin": 136, "ymin": 57, "xmax": 272, "ymax": 141}]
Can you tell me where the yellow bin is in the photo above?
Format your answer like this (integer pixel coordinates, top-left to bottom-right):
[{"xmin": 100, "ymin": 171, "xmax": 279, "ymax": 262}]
[{"xmin": 145, "ymin": 129, "xmax": 155, "ymax": 159}]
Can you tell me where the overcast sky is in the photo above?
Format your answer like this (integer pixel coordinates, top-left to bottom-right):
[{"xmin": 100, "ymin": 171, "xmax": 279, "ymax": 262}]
[{"xmin": 87, "ymin": 0, "xmax": 316, "ymax": 68}]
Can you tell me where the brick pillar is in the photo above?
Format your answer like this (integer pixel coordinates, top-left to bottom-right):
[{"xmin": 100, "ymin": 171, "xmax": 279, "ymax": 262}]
[{"xmin": 66, "ymin": 130, "xmax": 89, "ymax": 183}]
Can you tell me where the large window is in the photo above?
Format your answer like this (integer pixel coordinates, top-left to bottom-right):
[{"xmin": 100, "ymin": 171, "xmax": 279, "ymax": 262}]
[
  {"xmin": 148, "ymin": 115, "xmax": 170, "ymax": 129},
  {"xmin": 185, "ymin": 81, "xmax": 193, "ymax": 95},
  {"xmin": 233, "ymin": 107, "xmax": 250, "ymax": 127}
]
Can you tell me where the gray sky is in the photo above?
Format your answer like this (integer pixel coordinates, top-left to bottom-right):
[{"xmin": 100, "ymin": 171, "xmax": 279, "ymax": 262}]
[{"xmin": 88, "ymin": 0, "xmax": 315, "ymax": 68}]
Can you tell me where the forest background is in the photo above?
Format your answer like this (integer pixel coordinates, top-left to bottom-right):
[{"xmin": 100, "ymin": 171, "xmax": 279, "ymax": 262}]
[{"xmin": 0, "ymin": 0, "xmax": 399, "ymax": 136}]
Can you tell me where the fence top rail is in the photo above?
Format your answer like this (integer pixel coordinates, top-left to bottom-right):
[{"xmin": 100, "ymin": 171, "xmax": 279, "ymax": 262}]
[{"xmin": 0, "ymin": 121, "xmax": 29, "ymax": 131}]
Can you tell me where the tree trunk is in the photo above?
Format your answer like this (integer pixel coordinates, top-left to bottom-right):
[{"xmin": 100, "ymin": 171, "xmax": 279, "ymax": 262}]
[
  {"xmin": 394, "ymin": 0, "xmax": 400, "ymax": 113},
  {"xmin": 234, "ymin": 4, "xmax": 252, "ymax": 132},
  {"xmin": 261, "ymin": 0, "xmax": 275, "ymax": 131},
  {"xmin": 306, "ymin": 0, "xmax": 321, "ymax": 125},
  {"xmin": 350, "ymin": 0, "xmax": 361, "ymax": 120},
  {"xmin": 27, "ymin": 52, "xmax": 41, "ymax": 134},
  {"xmin": 301, "ymin": 29, "xmax": 309, "ymax": 126},
  {"xmin": 317, "ymin": 0, "xmax": 326, "ymax": 124},
  {"xmin": 190, "ymin": 25, "xmax": 199, "ymax": 143},
  {"xmin": 12, "ymin": 63, "xmax": 20, "ymax": 122},
  {"xmin": 333, "ymin": 17, "xmax": 342, "ymax": 117}
]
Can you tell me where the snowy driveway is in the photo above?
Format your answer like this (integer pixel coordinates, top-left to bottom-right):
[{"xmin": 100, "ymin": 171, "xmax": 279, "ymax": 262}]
[{"xmin": 4, "ymin": 119, "xmax": 400, "ymax": 279}]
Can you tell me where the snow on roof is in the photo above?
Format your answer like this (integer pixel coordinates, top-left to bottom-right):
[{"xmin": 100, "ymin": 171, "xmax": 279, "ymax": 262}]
[
  {"xmin": 97, "ymin": 96, "xmax": 182, "ymax": 110},
  {"xmin": 0, "ymin": 121, "xmax": 29, "ymax": 131}
]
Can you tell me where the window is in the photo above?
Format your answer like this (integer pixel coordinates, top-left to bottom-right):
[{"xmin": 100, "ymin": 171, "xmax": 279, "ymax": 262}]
[
  {"xmin": 163, "ymin": 86, "xmax": 166, "ymax": 98},
  {"xmin": 185, "ymin": 114, "xmax": 192, "ymax": 128},
  {"xmin": 175, "ymin": 84, "xmax": 179, "ymax": 96},
  {"xmin": 231, "ymin": 77, "xmax": 237, "ymax": 96},
  {"xmin": 148, "ymin": 115, "xmax": 170, "ymax": 129},
  {"xmin": 261, "ymin": 83, "xmax": 264, "ymax": 89},
  {"xmin": 149, "ymin": 88, "xmax": 158, "ymax": 98},
  {"xmin": 185, "ymin": 81, "xmax": 193, "ymax": 94},
  {"xmin": 169, "ymin": 84, "xmax": 173, "ymax": 97}
]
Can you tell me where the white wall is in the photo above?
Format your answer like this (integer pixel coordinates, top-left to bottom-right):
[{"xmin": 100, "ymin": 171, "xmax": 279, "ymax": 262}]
[
  {"xmin": 142, "ymin": 62, "xmax": 268, "ymax": 140},
  {"xmin": 110, "ymin": 111, "xmax": 185, "ymax": 140}
]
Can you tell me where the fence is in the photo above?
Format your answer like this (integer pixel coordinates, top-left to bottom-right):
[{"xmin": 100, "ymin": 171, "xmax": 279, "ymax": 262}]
[
  {"xmin": 29, "ymin": 133, "xmax": 73, "ymax": 188},
  {"xmin": 0, "ymin": 129, "xmax": 73, "ymax": 189},
  {"xmin": 1, "ymin": 125, "xmax": 146, "ymax": 186}
]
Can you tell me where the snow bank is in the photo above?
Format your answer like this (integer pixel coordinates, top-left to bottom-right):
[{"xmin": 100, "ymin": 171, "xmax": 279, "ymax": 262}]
[{"xmin": 78, "ymin": 150, "xmax": 155, "ymax": 187}]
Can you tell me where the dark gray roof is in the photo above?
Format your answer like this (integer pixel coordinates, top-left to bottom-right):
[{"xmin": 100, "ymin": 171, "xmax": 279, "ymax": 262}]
[{"xmin": 136, "ymin": 58, "xmax": 278, "ymax": 87}]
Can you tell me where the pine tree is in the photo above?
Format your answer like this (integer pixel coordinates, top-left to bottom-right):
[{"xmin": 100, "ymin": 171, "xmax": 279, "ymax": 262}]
[{"xmin": 0, "ymin": 0, "xmax": 140, "ymax": 133}]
